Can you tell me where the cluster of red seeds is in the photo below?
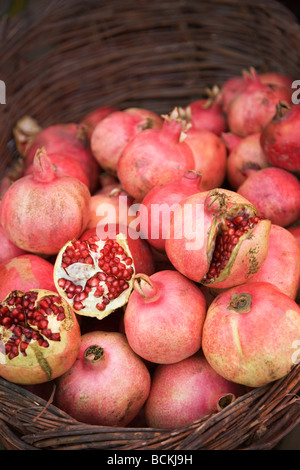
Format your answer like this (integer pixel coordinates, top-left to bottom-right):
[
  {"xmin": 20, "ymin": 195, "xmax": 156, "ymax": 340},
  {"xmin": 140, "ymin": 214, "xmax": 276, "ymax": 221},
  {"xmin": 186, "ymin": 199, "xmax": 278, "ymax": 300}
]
[
  {"xmin": 58, "ymin": 237, "xmax": 134, "ymax": 312},
  {"xmin": 0, "ymin": 291, "xmax": 65, "ymax": 360},
  {"xmin": 203, "ymin": 215, "xmax": 260, "ymax": 282}
]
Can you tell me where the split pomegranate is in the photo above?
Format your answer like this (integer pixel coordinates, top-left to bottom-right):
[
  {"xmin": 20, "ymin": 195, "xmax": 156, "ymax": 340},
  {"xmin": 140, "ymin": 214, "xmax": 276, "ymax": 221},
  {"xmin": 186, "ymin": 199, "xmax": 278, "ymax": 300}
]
[
  {"xmin": 91, "ymin": 107, "xmax": 163, "ymax": 175},
  {"xmin": 24, "ymin": 122, "xmax": 100, "ymax": 192},
  {"xmin": 117, "ymin": 108, "xmax": 195, "ymax": 201},
  {"xmin": 0, "ymin": 254, "xmax": 56, "ymax": 301},
  {"xmin": 0, "ymin": 289, "xmax": 81, "ymax": 385},
  {"xmin": 226, "ymin": 68, "xmax": 291, "ymax": 137},
  {"xmin": 123, "ymin": 270, "xmax": 207, "ymax": 364},
  {"xmin": 144, "ymin": 351, "xmax": 245, "ymax": 429},
  {"xmin": 202, "ymin": 282, "xmax": 300, "ymax": 387},
  {"xmin": 226, "ymin": 133, "xmax": 270, "ymax": 190},
  {"xmin": 237, "ymin": 167, "xmax": 300, "ymax": 227},
  {"xmin": 165, "ymin": 188, "xmax": 271, "ymax": 289},
  {"xmin": 260, "ymin": 103, "xmax": 300, "ymax": 173},
  {"xmin": 54, "ymin": 234, "xmax": 135, "ymax": 320},
  {"xmin": 0, "ymin": 148, "xmax": 91, "ymax": 255},
  {"xmin": 140, "ymin": 170, "xmax": 202, "ymax": 252},
  {"xmin": 55, "ymin": 331, "xmax": 151, "ymax": 427}
]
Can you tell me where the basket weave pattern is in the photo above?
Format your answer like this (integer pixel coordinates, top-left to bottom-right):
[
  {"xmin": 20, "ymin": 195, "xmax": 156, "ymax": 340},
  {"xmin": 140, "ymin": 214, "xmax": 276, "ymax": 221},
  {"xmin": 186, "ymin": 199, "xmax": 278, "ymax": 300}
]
[{"xmin": 0, "ymin": 0, "xmax": 300, "ymax": 450}]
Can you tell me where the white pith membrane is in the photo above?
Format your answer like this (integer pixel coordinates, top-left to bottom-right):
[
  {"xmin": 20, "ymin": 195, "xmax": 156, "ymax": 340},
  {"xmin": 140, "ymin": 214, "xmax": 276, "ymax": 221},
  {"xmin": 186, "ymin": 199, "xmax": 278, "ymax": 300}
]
[
  {"xmin": 0, "ymin": 289, "xmax": 66, "ymax": 362},
  {"xmin": 201, "ymin": 203, "xmax": 263, "ymax": 285},
  {"xmin": 54, "ymin": 233, "xmax": 135, "ymax": 319}
]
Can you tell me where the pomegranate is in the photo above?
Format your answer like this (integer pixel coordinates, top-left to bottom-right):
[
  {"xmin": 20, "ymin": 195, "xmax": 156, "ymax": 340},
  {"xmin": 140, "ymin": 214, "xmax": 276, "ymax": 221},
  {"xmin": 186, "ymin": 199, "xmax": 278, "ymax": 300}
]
[
  {"xmin": 184, "ymin": 128, "xmax": 227, "ymax": 190},
  {"xmin": 202, "ymin": 282, "xmax": 300, "ymax": 387},
  {"xmin": 0, "ymin": 225, "xmax": 27, "ymax": 264},
  {"xmin": 226, "ymin": 133, "xmax": 270, "ymax": 190},
  {"xmin": 0, "ymin": 289, "xmax": 81, "ymax": 385},
  {"xmin": 25, "ymin": 122, "xmax": 100, "ymax": 192},
  {"xmin": 144, "ymin": 351, "xmax": 245, "ymax": 429},
  {"xmin": 140, "ymin": 170, "xmax": 202, "ymax": 252},
  {"xmin": 221, "ymin": 132, "xmax": 243, "ymax": 152},
  {"xmin": 55, "ymin": 331, "xmax": 151, "ymax": 426},
  {"xmin": 98, "ymin": 171, "xmax": 120, "ymax": 190},
  {"xmin": 237, "ymin": 167, "xmax": 300, "ymax": 227},
  {"xmin": 25, "ymin": 151, "xmax": 89, "ymax": 187},
  {"xmin": 80, "ymin": 105, "xmax": 117, "ymax": 137},
  {"xmin": 259, "ymin": 71, "xmax": 293, "ymax": 90},
  {"xmin": 218, "ymin": 74, "xmax": 246, "ymax": 114},
  {"xmin": 287, "ymin": 226, "xmax": 300, "ymax": 246},
  {"xmin": 227, "ymin": 68, "xmax": 291, "ymax": 137},
  {"xmin": 185, "ymin": 88, "xmax": 227, "ymax": 135},
  {"xmin": 0, "ymin": 254, "xmax": 56, "ymax": 301},
  {"xmin": 86, "ymin": 187, "xmax": 135, "ymax": 230},
  {"xmin": 0, "ymin": 148, "xmax": 91, "ymax": 255},
  {"xmin": 117, "ymin": 108, "xmax": 195, "ymax": 201},
  {"xmin": 123, "ymin": 270, "xmax": 207, "ymax": 364},
  {"xmin": 81, "ymin": 225, "xmax": 155, "ymax": 276},
  {"xmin": 91, "ymin": 107, "xmax": 162, "ymax": 175},
  {"xmin": 260, "ymin": 103, "xmax": 300, "ymax": 173},
  {"xmin": 249, "ymin": 224, "xmax": 300, "ymax": 300},
  {"xmin": 165, "ymin": 188, "xmax": 271, "ymax": 289},
  {"xmin": 54, "ymin": 233, "xmax": 135, "ymax": 320}
]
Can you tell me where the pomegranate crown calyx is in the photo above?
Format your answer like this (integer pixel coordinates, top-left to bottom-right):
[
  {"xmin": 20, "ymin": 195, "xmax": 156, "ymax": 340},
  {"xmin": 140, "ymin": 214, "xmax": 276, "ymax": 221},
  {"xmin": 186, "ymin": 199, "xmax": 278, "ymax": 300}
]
[{"xmin": 32, "ymin": 147, "xmax": 56, "ymax": 182}]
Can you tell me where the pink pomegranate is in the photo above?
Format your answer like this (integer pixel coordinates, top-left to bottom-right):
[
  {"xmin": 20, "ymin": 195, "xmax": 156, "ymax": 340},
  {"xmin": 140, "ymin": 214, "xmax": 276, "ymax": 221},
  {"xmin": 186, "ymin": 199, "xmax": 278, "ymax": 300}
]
[
  {"xmin": 25, "ymin": 122, "xmax": 100, "ymax": 192},
  {"xmin": 237, "ymin": 167, "xmax": 300, "ymax": 227},
  {"xmin": 0, "ymin": 225, "xmax": 27, "ymax": 264},
  {"xmin": 144, "ymin": 351, "xmax": 245, "ymax": 429},
  {"xmin": 0, "ymin": 254, "xmax": 56, "ymax": 301},
  {"xmin": 185, "ymin": 91, "xmax": 227, "ymax": 135},
  {"xmin": 165, "ymin": 188, "xmax": 271, "ymax": 289},
  {"xmin": 226, "ymin": 133, "xmax": 270, "ymax": 189},
  {"xmin": 140, "ymin": 171, "xmax": 202, "ymax": 252},
  {"xmin": 80, "ymin": 225, "xmax": 155, "ymax": 276},
  {"xmin": 91, "ymin": 107, "xmax": 162, "ymax": 175},
  {"xmin": 259, "ymin": 71, "xmax": 293, "ymax": 90},
  {"xmin": 80, "ymin": 105, "xmax": 118, "ymax": 137},
  {"xmin": 227, "ymin": 69, "xmax": 291, "ymax": 137},
  {"xmin": 202, "ymin": 282, "xmax": 300, "ymax": 387},
  {"xmin": 123, "ymin": 270, "xmax": 207, "ymax": 364},
  {"xmin": 184, "ymin": 128, "xmax": 227, "ymax": 190},
  {"xmin": 0, "ymin": 148, "xmax": 91, "ymax": 255},
  {"xmin": 55, "ymin": 331, "xmax": 151, "ymax": 426},
  {"xmin": 54, "ymin": 233, "xmax": 135, "ymax": 320},
  {"xmin": 25, "ymin": 151, "xmax": 89, "ymax": 187},
  {"xmin": 117, "ymin": 109, "xmax": 195, "ymax": 201},
  {"xmin": 287, "ymin": 226, "xmax": 300, "ymax": 246},
  {"xmin": 260, "ymin": 103, "xmax": 300, "ymax": 173},
  {"xmin": 86, "ymin": 187, "xmax": 135, "ymax": 230},
  {"xmin": 221, "ymin": 132, "xmax": 243, "ymax": 152},
  {"xmin": 0, "ymin": 289, "xmax": 81, "ymax": 384},
  {"xmin": 218, "ymin": 74, "xmax": 246, "ymax": 114},
  {"xmin": 249, "ymin": 224, "xmax": 300, "ymax": 300}
]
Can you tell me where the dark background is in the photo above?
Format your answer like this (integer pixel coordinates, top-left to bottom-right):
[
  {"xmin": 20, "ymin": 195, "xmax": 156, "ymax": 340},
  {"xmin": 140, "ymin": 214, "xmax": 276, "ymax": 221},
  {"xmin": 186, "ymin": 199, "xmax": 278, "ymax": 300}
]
[{"xmin": 280, "ymin": 0, "xmax": 300, "ymax": 20}]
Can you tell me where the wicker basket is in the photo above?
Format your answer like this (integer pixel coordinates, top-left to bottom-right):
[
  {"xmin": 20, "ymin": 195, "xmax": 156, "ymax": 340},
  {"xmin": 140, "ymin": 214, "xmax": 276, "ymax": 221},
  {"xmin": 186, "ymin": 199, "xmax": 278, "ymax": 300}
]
[{"xmin": 0, "ymin": 0, "xmax": 300, "ymax": 451}]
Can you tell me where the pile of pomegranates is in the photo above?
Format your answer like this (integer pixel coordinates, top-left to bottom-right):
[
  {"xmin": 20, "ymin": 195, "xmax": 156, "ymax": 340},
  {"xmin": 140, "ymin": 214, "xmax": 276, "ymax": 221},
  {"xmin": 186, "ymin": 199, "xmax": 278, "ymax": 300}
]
[{"xmin": 0, "ymin": 67, "xmax": 300, "ymax": 430}]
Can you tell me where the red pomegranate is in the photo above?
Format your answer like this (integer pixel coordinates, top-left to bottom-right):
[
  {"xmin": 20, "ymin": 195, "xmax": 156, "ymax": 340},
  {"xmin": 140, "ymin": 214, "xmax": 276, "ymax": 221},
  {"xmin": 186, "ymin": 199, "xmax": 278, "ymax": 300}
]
[
  {"xmin": 80, "ymin": 105, "xmax": 118, "ymax": 137},
  {"xmin": 185, "ymin": 90, "xmax": 227, "ymax": 135},
  {"xmin": 249, "ymin": 224, "xmax": 300, "ymax": 300},
  {"xmin": 91, "ymin": 107, "xmax": 162, "ymax": 175},
  {"xmin": 202, "ymin": 282, "xmax": 300, "ymax": 387},
  {"xmin": 226, "ymin": 133, "xmax": 270, "ymax": 190},
  {"xmin": 123, "ymin": 270, "xmax": 207, "ymax": 364},
  {"xmin": 0, "ymin": 254, "xmax": 56, "ymax": 301},
  {"xmin": 55, "ymin": 331, "xmax": 151, "ymax": 426},
  {"xmin": 0, "ymin": 148, "xmax": 91, "ymax": 255},
  {"xmin": 0, "ymin": 225, "xmax": 27, "ymax": 265},
  {"xmin": 117, "ymin": 109, "xmax": 195, "ymax": 201},
  {"xmin": 184, "ymin": 128, "xmax": 227, "ymax": 191},
  {"xmin": 54, "ymin": 233, "xmax": 135, "ymax": 320},
  {"xmin": 0, "ymin": 289, "xmax": 81, "ymax": 384},
  {"xmin": 165, "ymin": 188, "xmax": 271, "ymax": 289},
  {"xmin": 237, "ymin": 167, "xmax": 300, "ymax": 227},
  {"xmin": 260, "ymin": 103, "xmax": 300, "ymax": 173},
  {"xmin": 287, "ymin": 226, "xmax": 300, "ymax": 246},
  {"xmin": 25, "ymin": 122, "xmax": 100, "ymax": 192},
  {"xmin": 140, "ymin": 170, "xmax": 202, "ymax": 252},
  {"xmin": 144, "ymin": 351, "xmax": 245, "ymax": 429}
]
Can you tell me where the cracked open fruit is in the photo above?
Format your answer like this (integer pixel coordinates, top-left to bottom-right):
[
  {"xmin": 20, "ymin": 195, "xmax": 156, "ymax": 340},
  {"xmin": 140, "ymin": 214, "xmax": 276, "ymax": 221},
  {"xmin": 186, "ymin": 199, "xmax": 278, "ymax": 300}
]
[
  {"xmin": 54, "ymin": 234, "xmax": 135, "ymax": 320},
  {"xmin": 0, "ymin": 289, "xmax": 81, "ymax": 385}
]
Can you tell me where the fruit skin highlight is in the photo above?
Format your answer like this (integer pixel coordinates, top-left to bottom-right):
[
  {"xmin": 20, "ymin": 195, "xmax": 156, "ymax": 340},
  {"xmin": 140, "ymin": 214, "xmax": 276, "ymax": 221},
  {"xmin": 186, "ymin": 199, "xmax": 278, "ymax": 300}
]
[{"xmin": 202, "ymin": 282, "xmax": 300, "ymax": 387}]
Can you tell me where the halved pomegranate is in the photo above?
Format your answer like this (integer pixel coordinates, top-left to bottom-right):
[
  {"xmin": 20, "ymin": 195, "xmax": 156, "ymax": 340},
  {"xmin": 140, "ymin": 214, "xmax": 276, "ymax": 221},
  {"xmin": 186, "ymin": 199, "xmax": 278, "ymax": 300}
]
[{"xmin": 54, "ymin": 234, "xmax": 135, "ymax": 320}]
